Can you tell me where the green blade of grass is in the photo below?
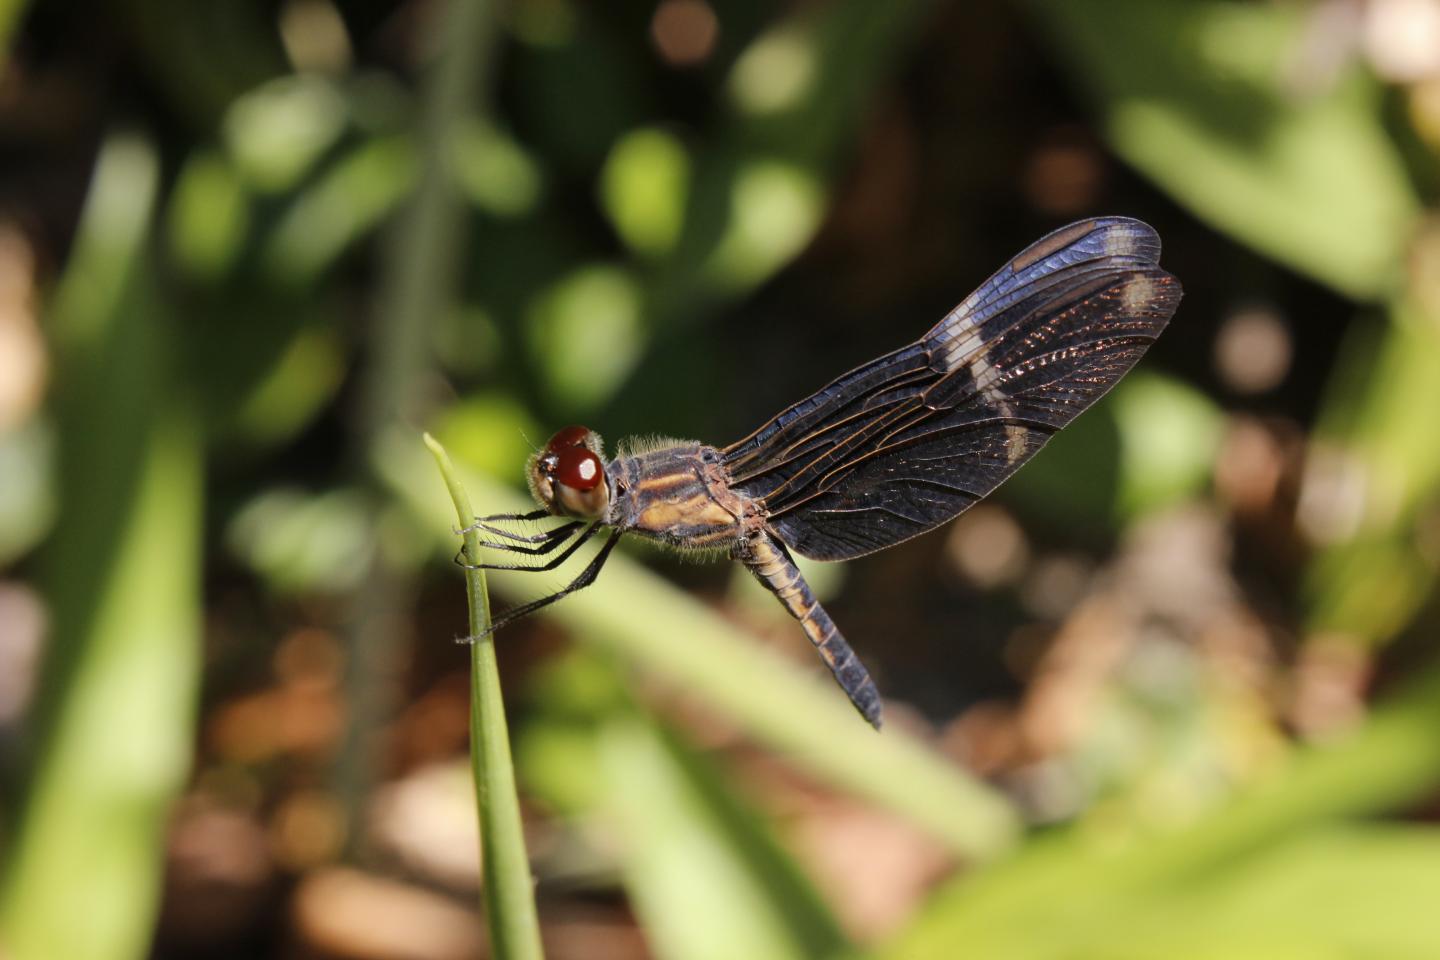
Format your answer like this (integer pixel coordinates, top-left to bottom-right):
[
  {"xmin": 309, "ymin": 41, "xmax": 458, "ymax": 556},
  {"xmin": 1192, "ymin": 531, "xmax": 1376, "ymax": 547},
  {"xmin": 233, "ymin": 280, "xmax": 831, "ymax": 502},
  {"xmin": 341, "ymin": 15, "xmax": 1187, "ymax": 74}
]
[
  {"xmin": 424, "ymin": 434, "xmax": 544, "ymax": 960},
  {"xmin": 598, "ymin": 710, "xmax": 853, "ymax": 960},
  {"xmin": 0, "ymin": 134, "xmax": 203, "ymax": 960}
]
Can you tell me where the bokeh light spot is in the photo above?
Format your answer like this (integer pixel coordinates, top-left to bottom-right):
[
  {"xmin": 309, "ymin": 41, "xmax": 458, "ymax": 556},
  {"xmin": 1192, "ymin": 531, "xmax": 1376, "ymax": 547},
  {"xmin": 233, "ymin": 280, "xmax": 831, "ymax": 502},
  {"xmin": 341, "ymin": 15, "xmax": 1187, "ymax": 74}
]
[
  {"xmin": 729, "ymin": 26, "xmax": 816, "ymax": 115},
  {"xmin": 1213, "ymin": 303, "xmax": 1293, "ymax": 394},
  {"xmin": 650, "ymin": 0, "xmax": 719, "ymax": 67},
  {"xmin": 224, "ymin": 76, "xmax": 347, "ymax": 193},
  {"xmin": 168, "ymin": 152, "xmax": 250, "ymax": 280},
  {"xmin": 527, "ymin": 266, "xmax": 644, "ymax": 412},
  {"xmin": 703, "ymin": 160, "xmax": 823, "ymax": 290},
  {"xmin": 278, "ymin": 0, "xmax": 352, "ymax": 74},
  {"xmin": 450, "ymin": 119, "xmax": 543, "ymax": 218},
  {"xmin": 945, "ymin": 505, "xmax": 1030, "ymax": 589},
  {"xmin": 600, "ymin": 127, "xmax": 690, "ymax": 257}
]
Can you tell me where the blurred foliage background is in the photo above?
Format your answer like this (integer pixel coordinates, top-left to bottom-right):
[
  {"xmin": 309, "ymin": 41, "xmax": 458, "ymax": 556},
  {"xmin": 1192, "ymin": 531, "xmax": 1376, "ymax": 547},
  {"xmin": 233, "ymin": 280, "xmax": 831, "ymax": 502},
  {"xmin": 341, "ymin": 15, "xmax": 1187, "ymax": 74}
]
[{"xmin": 3, "ymin": 0, "xmax": 1440, "ymax": 957}]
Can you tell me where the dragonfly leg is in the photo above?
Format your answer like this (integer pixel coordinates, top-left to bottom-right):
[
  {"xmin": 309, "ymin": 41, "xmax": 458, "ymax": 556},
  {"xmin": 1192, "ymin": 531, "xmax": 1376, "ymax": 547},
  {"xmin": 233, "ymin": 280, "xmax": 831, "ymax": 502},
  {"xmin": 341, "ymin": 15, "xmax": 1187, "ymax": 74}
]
[
  {"xmin": 457, "ymin": 508, "xmax": 551, "ymax": 536},
  {"xmin": 455, "ymin": 522, "xmax": 598, "ymax": 572},
  {"xmin": 463, "ymin": 519, "xmax": 585, "ymax": 556},
  {"xmin": 739, "ymin": 533, "xmax": 883, "ymax": 729},
  {"xmin": 462, "ymin": 530, "xmax": 623, "ymax": 641}
]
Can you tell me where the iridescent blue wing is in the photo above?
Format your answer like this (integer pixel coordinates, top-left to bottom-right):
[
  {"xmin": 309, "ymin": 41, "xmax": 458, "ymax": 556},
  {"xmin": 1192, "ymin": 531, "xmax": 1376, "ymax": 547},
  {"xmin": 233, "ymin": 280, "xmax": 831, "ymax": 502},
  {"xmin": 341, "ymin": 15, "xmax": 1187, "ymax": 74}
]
[{"xmin": 722, "ymin": 217, "xmax": 1180, "ymax": 561}]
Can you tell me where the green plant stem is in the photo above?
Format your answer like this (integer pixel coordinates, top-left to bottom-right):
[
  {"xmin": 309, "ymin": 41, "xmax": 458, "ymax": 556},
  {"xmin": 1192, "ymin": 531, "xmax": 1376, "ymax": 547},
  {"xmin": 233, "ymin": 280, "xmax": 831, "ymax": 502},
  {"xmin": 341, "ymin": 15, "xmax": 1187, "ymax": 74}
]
[
  {"xmin": 334, "ymin": 0, "xmax": 495, "ymax": 857},
  {"xmin": 425, "ymin": 434, "xmax": 544, "ymax": 960}
]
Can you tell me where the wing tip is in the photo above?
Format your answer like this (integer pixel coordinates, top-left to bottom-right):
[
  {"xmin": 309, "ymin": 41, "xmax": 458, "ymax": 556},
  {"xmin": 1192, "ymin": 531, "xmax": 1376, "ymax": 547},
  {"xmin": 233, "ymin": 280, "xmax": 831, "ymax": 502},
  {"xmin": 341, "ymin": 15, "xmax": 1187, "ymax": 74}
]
[
  {"xmin": 1096, "ymin": 216, "xmax": 1163, "ymax": 263},
  {"xmin": 1013, "ymin": 216, "xmax": 1163, "ymax": 273}
]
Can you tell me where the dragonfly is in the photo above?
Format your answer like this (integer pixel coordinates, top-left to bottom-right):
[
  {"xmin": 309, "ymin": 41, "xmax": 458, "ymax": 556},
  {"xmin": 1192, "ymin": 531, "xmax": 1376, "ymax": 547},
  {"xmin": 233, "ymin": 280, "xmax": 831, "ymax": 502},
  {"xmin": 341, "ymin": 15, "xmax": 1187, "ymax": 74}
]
[{"xmin": 462, "ymin": 217, "xmax": 1181, "ymax": 729}]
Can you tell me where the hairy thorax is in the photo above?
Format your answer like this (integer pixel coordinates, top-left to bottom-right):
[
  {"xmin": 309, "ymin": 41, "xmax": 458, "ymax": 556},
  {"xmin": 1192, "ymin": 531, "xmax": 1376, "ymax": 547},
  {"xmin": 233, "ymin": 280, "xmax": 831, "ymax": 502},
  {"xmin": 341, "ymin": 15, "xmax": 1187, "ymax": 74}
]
[{"xmin": 606, "ymin": 440, "xmax": 760, "ymax": 553}]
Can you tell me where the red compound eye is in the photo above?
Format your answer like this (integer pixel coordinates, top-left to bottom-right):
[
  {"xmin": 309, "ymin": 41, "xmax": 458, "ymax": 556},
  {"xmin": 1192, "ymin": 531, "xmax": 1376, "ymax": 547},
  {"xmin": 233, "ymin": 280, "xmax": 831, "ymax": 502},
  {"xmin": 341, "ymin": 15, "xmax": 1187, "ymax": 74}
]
[
  {"xmin": 546, "ymin": 425, "xmax": 592, "ymax": 452},
  {"xmin": 554, "ymin": 446, "xmax": 603, "ymax": 491}
]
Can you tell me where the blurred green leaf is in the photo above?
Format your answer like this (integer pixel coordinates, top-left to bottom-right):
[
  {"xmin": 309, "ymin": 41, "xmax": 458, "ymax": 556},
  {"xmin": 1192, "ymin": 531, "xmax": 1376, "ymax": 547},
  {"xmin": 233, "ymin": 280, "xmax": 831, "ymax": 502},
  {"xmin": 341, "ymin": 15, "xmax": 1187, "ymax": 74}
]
[
  {"xmin": 451, "ymin": 118, "xmax": 544, "ymax": 218},
  {"xmin": 599, "ymin": 713, "xmax": 851, "ymax": 960},
  {"xmin": 227, "ymin": 487, "xmax": 372, "ymax": 593},
  {"xmin": 0, "ymin": 0, "xmax": 28, "ymax": 54},
  {"xmin": 228, "ymin": 327, "xmax": 345, "ymax": 447},
  {"xmin": 1, "ymin": 133, "xmax": 203, "ymax": 960},
  {"xmin": 729, "ymin": 24, "xmax": 819, "ymax": 117},
  {"xmin": 433, "ymin": 301, "xmax": 504, "ymax": 376},
  {"xmin": 600, "ymin": 127, "xmax": 690, "ymax": 258},
  {"xmin": 0, "ymin": 421, "xmax": 54, "ymax": 564},
  {"xmin": 522, "ymin": 650, "xmax": 854, "ymax": 960},
  {"xmin": 182, "ymin": 292, "xmax": 327, "ymax": 436},
  {"xmin": 701, "ymin": 160, "xmax": 825, "ymax": 292},
  {"xmin": 1305, "ymin": 535, "xmax": 1433, "ymax": 646},
  {"xmin": 1035, "ymin": 0, "xmax": 1420, "ymax": 300},
  {"xmin": 507, "ymin": 0, "xmax": 578, "ymax": 48},
  {"xmin": 887, "ymin": 824, "xmax": 1440, "ymax": 960},
  {"xmin": 261, "ymin": 136, "xmax": 417, "ymax": 287},
  {"xmin": 224, "ymin": 74, "xmax": 348, "ymax": 193},
  {"xmin": 520, "ymin": 650, "xmax": 629, "ymax": 815},
  {"xmin": 434, "ymin": 391, "xmax": 544, "ymax": 482},
  {"xmin": 882, "ymin": 664, "xmax": 1440, "ymax": 959},
  {"xmin": 526, "ymin": 264, "xmax": 646, "ymax": 412},
  {"xmin": 1303, "ymin": 300, "xmax": 1440, "ymax": 642},
  {"xmin": 1112, "ymin": 373, "xmax": 1224, "ymax": 519},
  {"xmin": 1124, "ymin": 825, "xmax": 1440, "ymax": 959},
  {"xmin": 167, "ymin": 149, "xmax": 250, "ymax": 280}
]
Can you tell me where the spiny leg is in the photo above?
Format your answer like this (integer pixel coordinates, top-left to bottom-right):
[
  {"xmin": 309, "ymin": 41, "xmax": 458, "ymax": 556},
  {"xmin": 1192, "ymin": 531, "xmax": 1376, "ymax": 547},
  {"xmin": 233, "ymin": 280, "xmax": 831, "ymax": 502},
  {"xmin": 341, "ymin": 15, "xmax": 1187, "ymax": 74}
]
[
  {"xmin": 457, "ymin": 508, "xmax": 551, "ymax": 536},
  {"xmin": 454, "ymin": 521, "xmax": 586, "ymax": 568},
  {"xmin": 456, "ymin": 522, "xmax": 599, "ymax": 573},
  {"xmin": 463, "ymin": 530, "xmax": 624, "ymax": 641},
  {"xmin": 464, "ymin": 519, "xmax": 585, "ymax": 556},
  {"xmin": 470, "ymin": 518, "xmax": 577, "ymax": 546}
]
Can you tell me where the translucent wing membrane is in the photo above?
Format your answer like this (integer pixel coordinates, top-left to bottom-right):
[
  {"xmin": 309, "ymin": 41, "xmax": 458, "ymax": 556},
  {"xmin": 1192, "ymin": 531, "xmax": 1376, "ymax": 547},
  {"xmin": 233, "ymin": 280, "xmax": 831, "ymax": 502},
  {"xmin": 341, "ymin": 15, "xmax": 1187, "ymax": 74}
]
[{"xmin": 722, "ymin": 217, "xmax": 1181, "ymax": 561}]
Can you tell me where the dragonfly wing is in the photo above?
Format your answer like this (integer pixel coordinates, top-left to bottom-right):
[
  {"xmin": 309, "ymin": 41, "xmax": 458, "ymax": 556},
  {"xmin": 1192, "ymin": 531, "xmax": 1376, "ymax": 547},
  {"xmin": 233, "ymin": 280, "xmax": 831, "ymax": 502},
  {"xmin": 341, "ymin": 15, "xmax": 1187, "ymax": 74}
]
[
  {"xmin": 722, "ymin": 218, "xmax": 1181, "ymax": 561},
  {"xmin": 722, "ymin": 342, "xmax": 934, "ymax": 489}
]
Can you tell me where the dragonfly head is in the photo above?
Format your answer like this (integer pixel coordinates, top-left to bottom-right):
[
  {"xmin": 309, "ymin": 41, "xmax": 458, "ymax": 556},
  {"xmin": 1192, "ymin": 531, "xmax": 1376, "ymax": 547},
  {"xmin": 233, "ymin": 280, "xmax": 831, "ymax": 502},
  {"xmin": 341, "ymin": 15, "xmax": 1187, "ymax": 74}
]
[{"xmin": 528, "ymin": 425, "xmax": 611, "ymax": 519}]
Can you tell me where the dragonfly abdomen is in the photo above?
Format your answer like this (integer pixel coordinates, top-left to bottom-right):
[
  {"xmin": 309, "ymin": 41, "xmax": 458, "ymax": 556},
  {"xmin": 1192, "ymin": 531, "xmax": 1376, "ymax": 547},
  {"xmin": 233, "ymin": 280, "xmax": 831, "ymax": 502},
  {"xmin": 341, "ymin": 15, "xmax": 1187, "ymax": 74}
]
[{"xmin": 741, "ymin": 534, "xmax": 883, "ymax": 729}]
